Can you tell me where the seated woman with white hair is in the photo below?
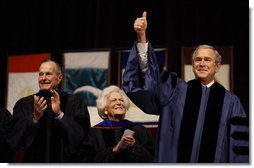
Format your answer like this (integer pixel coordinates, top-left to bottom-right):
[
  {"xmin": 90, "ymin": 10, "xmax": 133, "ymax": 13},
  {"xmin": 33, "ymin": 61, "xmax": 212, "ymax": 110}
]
[{"xmin": 90, "ymin": 85, "xmax": 154, "ymax": 163}]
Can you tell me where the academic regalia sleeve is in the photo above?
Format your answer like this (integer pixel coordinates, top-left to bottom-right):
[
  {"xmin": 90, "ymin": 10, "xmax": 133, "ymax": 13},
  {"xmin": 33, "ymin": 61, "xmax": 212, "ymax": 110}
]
[
  {"xmin": 131, "ymin": 125, "xmax": 155, "ymax": 162},
  {"xmin": 89, "ymin": 129, "xmax": 122, "ymax": 163},
  {"xmin": 92, "ymin": 135, "xmax": 153, "ymax": 163},
  {"xmin": 123, "ymin": 41, "xmax": 162, "ymax": 115},
  {"xmin": 93, "ymin": 147, "xmax": 118, "ymax": 163},
  {"xmin": 0, "ymin": 107, "xmax": 11, "ymax": 122},
  {"xmin": 5, "ymin": 96, "xmax": 39, "ymax": 151},
  {"xmin": 123, "ymin": 41, "xmax": 179, "ymax": 115},
  {"xmin": 55, "ymin": 95, "xmax": 91, "ymax": 156},
  {"xmin": 90, "ymin": 125, "xmax": 154, "ymax": 163},
  {"xmin": 0, "ymin": 108, "xmax": 13, "ymax": 162},
  {"xmin": 0, "ymin": 108, "xmax": 12, "ymax": 139},
  {"xmin": 229, "ymin": 95, "xmax": 249, "ymax": 163}
]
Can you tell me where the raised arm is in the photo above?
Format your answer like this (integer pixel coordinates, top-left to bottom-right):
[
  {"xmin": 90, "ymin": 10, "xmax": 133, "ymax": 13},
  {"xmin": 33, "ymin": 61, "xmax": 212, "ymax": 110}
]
[{"xmin": 122, "ymin": 11, "xmax": 162, "ymax": 115}]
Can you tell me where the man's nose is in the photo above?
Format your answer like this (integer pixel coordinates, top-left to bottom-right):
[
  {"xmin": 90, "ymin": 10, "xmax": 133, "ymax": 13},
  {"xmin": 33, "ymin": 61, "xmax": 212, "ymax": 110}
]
[
  {"xmin": 200, "ymin": 59, "xmax": 206, "ymax": 65},
  {"xmin": 41, "ymin": 74, "xmax": 46, "ymax": 80}
]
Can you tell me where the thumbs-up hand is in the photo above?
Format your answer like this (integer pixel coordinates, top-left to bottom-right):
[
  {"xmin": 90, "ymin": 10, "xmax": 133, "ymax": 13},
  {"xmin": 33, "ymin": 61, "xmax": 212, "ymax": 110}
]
[{"xmin": 134, "ymin": 11, "xmax": 147, "ymax": 43}]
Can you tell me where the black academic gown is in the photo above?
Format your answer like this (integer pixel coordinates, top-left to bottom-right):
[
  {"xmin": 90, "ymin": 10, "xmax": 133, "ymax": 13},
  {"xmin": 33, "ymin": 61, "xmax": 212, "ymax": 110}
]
[
  {"xmin": 4, "ymin": 90, "xmax": 91, "ymax": 163},
  {"xmin": 0, "ymin": 107, "xmax": 11, "ymax": 138},
  {"xmin": 0, "ymin": 108, "xmax": 12, "ymax": 162},
  {"xmin": 90, "ymin": 119, "xmax": 154, "ymax": 163}
]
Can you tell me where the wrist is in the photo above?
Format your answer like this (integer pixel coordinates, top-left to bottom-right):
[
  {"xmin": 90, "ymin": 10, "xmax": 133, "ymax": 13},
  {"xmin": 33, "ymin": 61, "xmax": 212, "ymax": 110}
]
[
  {"xmin": 55, "ymin": 111, "xmax": 62, "ymax": 117},
  {"xmin": 55, "ymin": 111, "xmax": 64, "ymax": 120},
  {"xmin": 113, "ymin": 144, "xmax": 121, "ymax": 153},
  {"xmin": 32, "ymin": 112, "xmax": 40, "ymax": 122},
  {"xmin": 137, "ymin": 33, "xmax": 146, "ymax": 43}
]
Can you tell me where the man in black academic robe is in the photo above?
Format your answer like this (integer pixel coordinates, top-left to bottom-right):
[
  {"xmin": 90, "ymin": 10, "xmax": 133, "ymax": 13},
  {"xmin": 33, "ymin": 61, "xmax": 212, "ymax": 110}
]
[{"xmin": 3, "ymin": 60, "xmax": 91, "ymax": 163}]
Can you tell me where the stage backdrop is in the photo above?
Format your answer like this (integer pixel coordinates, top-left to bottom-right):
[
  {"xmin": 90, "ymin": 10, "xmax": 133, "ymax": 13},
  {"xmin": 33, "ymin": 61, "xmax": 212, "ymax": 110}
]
[
  {"xmin": 63, "ymin": 51, "xmax": 111, "ymax": 126},
  {"xmin": 7, "ymin": 53, "xmax": 50, "ymax": 114}
]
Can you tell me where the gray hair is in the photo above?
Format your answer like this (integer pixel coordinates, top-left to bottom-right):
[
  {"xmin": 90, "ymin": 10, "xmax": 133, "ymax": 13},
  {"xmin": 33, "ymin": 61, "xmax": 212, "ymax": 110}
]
[
  {"xmin": 41, "ymin": 59, "xmax": 62, "ymax": 74},
  {"xmin": 192, "ymin": 44, "xmax": 222, "ymax": 64},
  {"xmin": 96, "ymin": 85, "xmax": 130, "ymax": 119}
]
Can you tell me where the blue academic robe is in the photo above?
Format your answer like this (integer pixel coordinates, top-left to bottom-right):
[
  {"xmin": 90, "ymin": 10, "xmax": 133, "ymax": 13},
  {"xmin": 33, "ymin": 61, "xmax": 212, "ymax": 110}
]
[{"xmin": 123, "ymin": 42, "xmax": 249, "ymax": 163}]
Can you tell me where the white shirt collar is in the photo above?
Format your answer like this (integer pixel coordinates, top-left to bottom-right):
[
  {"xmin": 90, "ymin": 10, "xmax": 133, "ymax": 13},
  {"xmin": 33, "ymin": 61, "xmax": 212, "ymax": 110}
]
[{"xmin": 202, "ymin": 80, "xmax": 214, "ymax": 88}]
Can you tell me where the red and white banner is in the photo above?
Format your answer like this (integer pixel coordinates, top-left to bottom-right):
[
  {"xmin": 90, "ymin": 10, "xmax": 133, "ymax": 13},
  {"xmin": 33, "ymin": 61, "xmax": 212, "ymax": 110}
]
[{"xmin": 7, "ymin": 53, "xmax": 50, "ymax": 113}]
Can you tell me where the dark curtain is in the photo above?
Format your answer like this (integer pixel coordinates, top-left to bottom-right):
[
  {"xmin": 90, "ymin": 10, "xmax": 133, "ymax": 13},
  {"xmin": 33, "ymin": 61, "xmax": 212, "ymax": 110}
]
[{"xmin": 0, "ymin": 0, "xmax": 249, "ymax": 115}]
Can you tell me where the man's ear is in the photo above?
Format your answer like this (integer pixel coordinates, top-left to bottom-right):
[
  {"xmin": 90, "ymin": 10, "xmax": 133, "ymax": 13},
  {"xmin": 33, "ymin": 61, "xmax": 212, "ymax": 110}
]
[
  {"xmin": 215, "ymin": 63, "xmax": 221, "ymax": 73},
  {"xmin": 58, "ymin": 74, "xmax": 63, "ymax": 83}
]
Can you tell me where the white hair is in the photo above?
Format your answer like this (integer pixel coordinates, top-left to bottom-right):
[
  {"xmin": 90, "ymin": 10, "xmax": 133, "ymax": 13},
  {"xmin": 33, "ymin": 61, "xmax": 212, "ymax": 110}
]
[{"xmin": 96, "ymin": 85, "xmax": 130, "ymax": 119}]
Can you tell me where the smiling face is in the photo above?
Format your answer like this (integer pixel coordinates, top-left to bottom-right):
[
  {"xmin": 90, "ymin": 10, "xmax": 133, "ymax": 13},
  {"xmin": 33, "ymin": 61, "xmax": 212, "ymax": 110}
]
[
  {"xmin": 192, "ymin": 48, "xmax": 221, "ymax": 85},
  {"xmin": 38, "ymin": 61, "xmax": 62, "ymax": 91},
  {"xmin": 105, "ymin": 91, "xmax": 126, "ymax": 121}
]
